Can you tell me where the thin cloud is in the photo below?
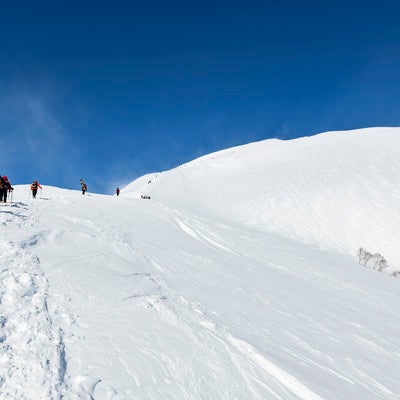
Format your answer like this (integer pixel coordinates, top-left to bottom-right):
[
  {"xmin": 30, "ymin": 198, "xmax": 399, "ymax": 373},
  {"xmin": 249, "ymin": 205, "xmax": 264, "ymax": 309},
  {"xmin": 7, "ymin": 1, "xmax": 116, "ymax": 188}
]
[
  {"xmin": 1, "ymin": 91, "xmax": 63, "ymax": 154},
  {"xmin": 0, "ymin": 77, "xmax": 78, "ymax": 184}
]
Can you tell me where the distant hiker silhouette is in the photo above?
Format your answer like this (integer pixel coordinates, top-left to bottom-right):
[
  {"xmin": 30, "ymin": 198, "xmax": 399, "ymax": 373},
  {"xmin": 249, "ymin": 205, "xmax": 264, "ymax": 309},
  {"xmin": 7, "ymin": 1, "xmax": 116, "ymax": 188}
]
[
  {"xmin": 31, "ymin": 180, "xmax": 42, "ymax": 198},
  {"xmin": 0, "ymin": 175, "xmax": 13, "ymax": 203},
  {"xmin": 116, "ymin": 187, "xmax": 120, "ymax": 196},
  {"xmin": 80, "ymin": 179, "xmax": 87, "ymax": 195}
]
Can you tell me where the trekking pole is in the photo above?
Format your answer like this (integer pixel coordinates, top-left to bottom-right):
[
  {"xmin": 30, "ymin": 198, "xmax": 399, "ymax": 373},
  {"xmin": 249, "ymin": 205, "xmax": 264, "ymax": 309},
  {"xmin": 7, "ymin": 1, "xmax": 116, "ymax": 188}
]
[{"xmin": 10, "ymin": 190, "xmax": 13, "ymax": 204}]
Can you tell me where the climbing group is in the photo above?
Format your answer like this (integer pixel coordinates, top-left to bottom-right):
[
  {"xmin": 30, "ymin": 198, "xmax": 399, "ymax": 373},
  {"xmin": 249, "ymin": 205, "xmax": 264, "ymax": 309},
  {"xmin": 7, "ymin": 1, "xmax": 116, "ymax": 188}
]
[
  {"xmin": 0, "ymin": 175, "xmax": 45, "ymax": 203},
  {"xmin": 0, "ymin": 176, "xmax": 126, "ymax": 203},
  {"xmin": 0, "ymin": 175, "xmax": 13, "ymax": 203}
]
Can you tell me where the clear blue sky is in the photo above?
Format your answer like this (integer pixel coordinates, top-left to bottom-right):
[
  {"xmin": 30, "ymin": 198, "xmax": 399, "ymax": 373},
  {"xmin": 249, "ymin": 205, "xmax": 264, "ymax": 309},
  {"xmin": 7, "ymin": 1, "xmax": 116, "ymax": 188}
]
[{"xmin": 1, "ymin": 0, "xmax": 399, "ymax": 193}]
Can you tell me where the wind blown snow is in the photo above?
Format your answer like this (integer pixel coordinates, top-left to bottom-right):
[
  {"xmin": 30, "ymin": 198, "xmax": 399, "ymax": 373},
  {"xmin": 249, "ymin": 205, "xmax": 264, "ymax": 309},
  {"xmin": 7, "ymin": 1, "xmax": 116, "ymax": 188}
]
[{"xmin": 1, "ymin": 127, "xmax": 399, "ymax": 399}]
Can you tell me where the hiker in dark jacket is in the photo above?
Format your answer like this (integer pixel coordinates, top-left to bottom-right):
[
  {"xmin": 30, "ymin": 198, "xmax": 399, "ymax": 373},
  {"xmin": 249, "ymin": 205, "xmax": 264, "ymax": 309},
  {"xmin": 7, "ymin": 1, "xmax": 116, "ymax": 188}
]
[
  {"xmin": 80, "ymin": 179, "xmax": 87, "ymax": 195},
  {"xmin": 0, "ymin": 176, "xmax": 13, "ymax": 202}
]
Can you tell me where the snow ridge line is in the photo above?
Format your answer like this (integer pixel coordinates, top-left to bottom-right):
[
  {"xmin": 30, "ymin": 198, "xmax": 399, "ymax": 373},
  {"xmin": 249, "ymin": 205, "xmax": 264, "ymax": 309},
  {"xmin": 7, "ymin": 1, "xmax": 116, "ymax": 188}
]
[{"xmin": 0, "ymin": 240, "xmax": 66, "ymax": 399}]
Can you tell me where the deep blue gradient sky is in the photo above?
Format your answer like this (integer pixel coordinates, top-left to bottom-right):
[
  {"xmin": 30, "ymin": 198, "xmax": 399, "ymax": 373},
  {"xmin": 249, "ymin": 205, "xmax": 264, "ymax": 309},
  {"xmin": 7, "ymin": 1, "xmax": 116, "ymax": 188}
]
[{"xmin": 1, "ymin": 0, "xmax": 399, "ymax": 193}]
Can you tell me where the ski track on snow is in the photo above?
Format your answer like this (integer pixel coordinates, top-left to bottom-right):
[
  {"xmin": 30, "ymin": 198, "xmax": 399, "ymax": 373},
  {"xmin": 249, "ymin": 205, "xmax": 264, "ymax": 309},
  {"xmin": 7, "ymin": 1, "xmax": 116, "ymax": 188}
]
[{"xmin": 173, "ymin": 210, "xmax": 237, "ymax": 254}]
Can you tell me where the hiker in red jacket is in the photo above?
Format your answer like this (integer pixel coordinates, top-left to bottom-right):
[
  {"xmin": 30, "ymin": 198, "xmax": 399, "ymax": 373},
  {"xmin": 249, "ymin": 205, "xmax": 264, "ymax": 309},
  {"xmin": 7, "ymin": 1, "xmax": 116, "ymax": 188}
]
[{"xmin": 31, "ymin": 180, "xmax": 42, "ymax": 198}]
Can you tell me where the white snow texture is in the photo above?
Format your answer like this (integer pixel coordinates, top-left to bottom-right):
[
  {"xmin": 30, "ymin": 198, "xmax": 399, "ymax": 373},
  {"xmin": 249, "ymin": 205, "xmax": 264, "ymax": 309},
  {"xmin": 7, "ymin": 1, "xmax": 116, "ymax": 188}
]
[{"xmin": 1, "ymin": 127, "xmax": 399, "ymax": 399}]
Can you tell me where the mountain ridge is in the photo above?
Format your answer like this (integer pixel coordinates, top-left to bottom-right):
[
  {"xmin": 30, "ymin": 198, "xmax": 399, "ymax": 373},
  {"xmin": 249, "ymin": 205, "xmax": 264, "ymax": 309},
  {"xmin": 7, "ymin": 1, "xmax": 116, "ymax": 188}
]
[{"xmin": 124, "ymin": 127, "xmax": 400, "ymax": 268}]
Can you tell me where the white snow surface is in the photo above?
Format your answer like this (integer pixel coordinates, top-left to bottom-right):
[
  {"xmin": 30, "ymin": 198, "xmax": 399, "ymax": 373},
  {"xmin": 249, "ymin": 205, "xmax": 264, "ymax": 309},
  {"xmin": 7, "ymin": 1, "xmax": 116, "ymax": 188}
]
[{"xmin": 1, "ymin": 127, "xmax": 399, "ymax": 399}]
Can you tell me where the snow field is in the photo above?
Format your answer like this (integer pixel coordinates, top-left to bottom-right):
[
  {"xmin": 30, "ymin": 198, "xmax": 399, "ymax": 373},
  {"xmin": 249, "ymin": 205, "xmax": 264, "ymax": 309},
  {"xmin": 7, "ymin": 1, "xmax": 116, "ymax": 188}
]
[{"xmin": 1, "ymin": 128, "xmax": 399, "ymax": 399}]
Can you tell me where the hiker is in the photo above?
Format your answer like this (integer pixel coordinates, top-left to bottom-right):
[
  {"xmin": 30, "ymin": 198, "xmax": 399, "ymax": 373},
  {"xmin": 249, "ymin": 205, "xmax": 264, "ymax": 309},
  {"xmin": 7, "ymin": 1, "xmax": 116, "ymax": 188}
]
[
  {"xmin": 31, "ymin": 180, "xmax": 42, "ymax": 198},
  {"xmin": 80, "ymin": 179, "xmax": 87, "ymax": 195},
  {"xmin": 0, "ymin": 176, "xmax": 13, "ymax": 203},
  {"xmin": 116, "ymin": 187, "xmax": 120, "ymax": 196}
]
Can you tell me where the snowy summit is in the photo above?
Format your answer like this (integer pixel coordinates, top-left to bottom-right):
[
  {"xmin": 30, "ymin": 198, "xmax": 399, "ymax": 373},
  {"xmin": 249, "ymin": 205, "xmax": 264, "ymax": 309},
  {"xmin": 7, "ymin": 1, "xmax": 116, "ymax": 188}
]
[{"xmin": 1, "ymin": 127, "xmax": 399, "ymax": 399}]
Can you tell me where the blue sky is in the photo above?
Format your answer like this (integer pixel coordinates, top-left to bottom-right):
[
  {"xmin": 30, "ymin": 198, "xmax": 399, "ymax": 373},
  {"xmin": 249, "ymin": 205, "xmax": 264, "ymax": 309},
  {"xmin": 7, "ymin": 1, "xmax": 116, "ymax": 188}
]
[{"xmin": 1, "ymin": 0, "xmax": 399, "ymax": 193}]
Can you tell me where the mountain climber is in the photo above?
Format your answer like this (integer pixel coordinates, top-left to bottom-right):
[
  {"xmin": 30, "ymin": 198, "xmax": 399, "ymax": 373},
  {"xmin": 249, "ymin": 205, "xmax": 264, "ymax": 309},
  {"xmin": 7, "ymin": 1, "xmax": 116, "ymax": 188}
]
[
  {"xmin": 31, "ymin": 180, "xmax": 42, "ymax": 198},
  {"xmin": 80, "ymin": 179, "xmax": 87, "ymax": 195},
  {"xmin": 0, "ymin": 175, "xmax": 13, "ymax": 203},
  {"xmin": 116, "ymin": 187, "xmax": 120, "ymax": 196}
]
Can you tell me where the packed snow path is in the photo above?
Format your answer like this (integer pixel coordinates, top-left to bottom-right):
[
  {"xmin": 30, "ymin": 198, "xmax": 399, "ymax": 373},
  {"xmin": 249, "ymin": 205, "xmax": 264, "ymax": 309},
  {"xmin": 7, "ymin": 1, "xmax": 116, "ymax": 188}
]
[
  {"xmin": 1, "ymin": 181, "xmax": 399, "ymax": 399},
  {"xmin": 0, "ymin": 203, "xmax": 67, "ymax": 399}
]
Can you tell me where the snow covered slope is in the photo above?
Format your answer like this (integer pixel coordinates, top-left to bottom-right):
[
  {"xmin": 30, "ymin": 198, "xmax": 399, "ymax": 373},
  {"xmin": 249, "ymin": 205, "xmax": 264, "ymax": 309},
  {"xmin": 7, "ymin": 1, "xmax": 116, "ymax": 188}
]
[
  {"xmin": 125, "ymin": 127, "xmax": 400, "ymax": 268},
  {"xmin": 1, "ymin": 128, "xmax": 399, "ymax": 399}
]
